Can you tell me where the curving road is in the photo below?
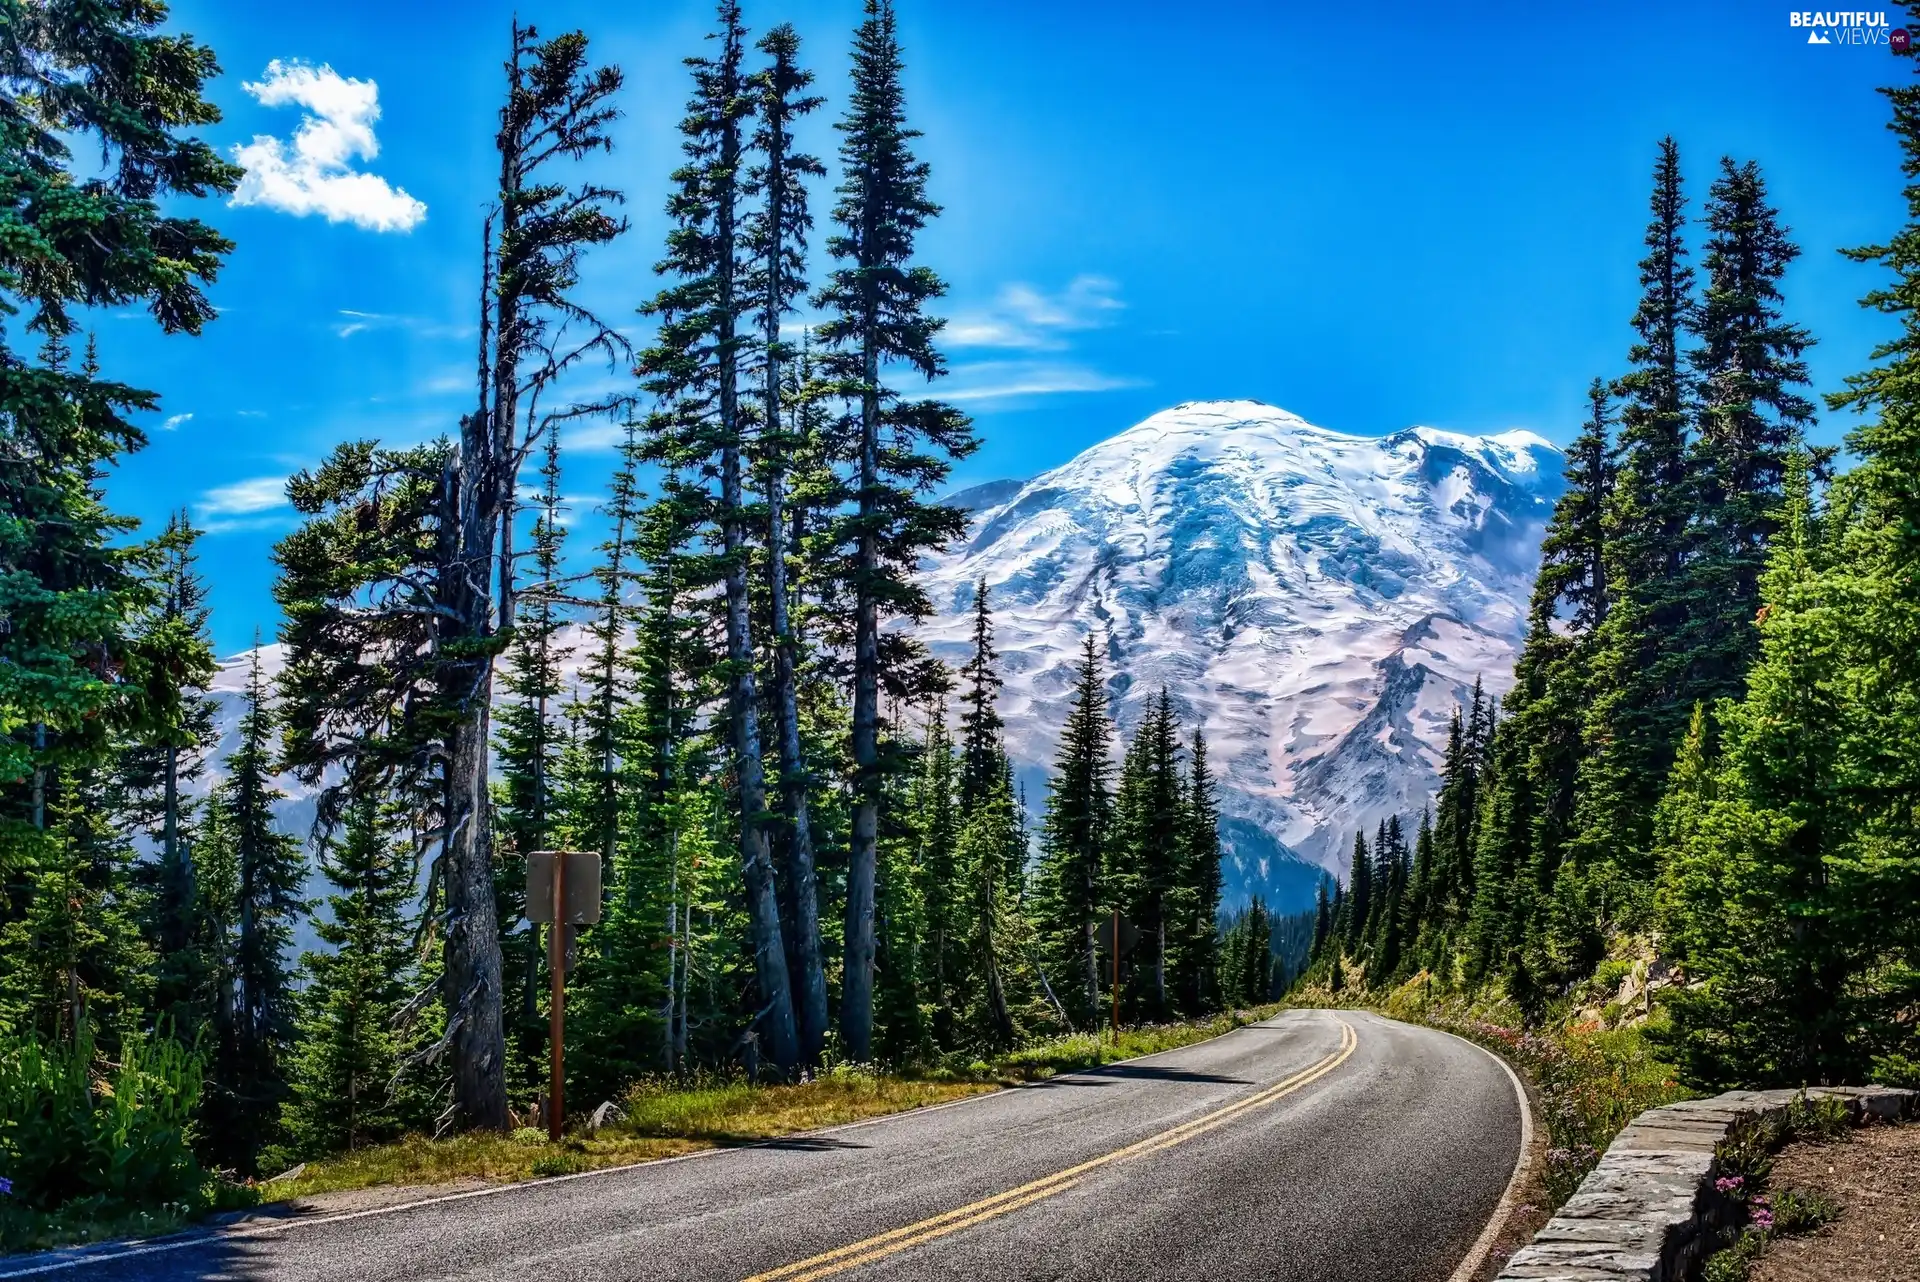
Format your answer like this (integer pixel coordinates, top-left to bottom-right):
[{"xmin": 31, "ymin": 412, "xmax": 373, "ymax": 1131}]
[{"xmin": 1, "ymin": 1010, "xmax": 1526, "ymax": 1282}]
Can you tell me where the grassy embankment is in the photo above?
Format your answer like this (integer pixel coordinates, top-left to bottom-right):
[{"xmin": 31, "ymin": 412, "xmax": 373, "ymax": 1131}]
[{"xmin": 265, "ymin": 1005, "xmax": 1285, "ymax": 1204}]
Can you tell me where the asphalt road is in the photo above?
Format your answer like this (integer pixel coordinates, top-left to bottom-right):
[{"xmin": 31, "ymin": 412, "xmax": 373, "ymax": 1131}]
[{"xmin": 3, "ymin": 1010, "xmax": 1526, "ymax": 1282}]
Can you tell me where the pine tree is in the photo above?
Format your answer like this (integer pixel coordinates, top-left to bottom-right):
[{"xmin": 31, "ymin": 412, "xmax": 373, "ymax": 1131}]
[
  {"xmin": 913, "ymin": 697, "xmax": 962, "ymax": 1046},
  {"xmin": 1342, "ymin": 830, "xmax": 1371, "ymax": 954},
  {"xmin": 202, "ymin": 648, "xmax": 306, "ymax": 1172},
  {"xmin": 1653, "ymin": 465, "xmax": 1859, "ymax": 1085},
  {"xmin": 1493, "ymin": 384, "xmax": 1618, "ymax": 986},
  {"xmin": 816, "ymin": 0, "xmax": 978, "ymax": 1060},
  {"xmin": 0, "ymin": 767, "xmax": 152, "ymax": 1044},
  {"xmin": 1120, "ymin": 690, "xmax": 1185, "ymax": 1017},
  {"xmin": 1225, "ymin": 897, "xmax": 1273, "ymax": 1005},
  {"xmin": 957, "ymin": 581, "xmax": 1008, "ymax": 814},
  {"xmin": 1173, "ymin": 729, "xmax": 1222, "ymax": 1012},
  {"xmin": 1686, "ymin": 156, "xmax": 1816, "ymax": 710},
  {"xmin": 283, "ymin": 794, "xmax": 416, "ymax": 1156},
  {"xmin": 873, "ymin": 717, "xmax": 933, "ymax": 1063},
  {"xmin": 1576, "ymin": 136, "xmax": 1700, "ymax": 894},
  {"xmin": 1310, "ymin": 878, "xmax": 1332, "ymax": 963},
  {"xmin": 1405, "ymin": 809, "xmax": 1434, "ymax": 953},
  {"xmin": 746, "ymin": 22, "xmax": 831, "ymax": 1069},
  {"xmin": 1032, "ymin": 636, "xmax": 1115, "ymax": 1026}
]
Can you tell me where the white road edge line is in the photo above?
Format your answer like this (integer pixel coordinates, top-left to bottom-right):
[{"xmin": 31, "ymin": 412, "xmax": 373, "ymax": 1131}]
[
  {"xmin": 0, "ymin": 1011, "xmax": 1312, "ymax": 1279},
  {"xmin": 1433, "ymin": 1020, "xmax": 1536, "ymax": 1282}
]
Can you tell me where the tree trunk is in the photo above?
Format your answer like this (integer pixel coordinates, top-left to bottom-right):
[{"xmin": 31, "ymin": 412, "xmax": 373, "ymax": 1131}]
[
  {"xmin": 842, "ymin": 333, "xmax": 882, "ymax": 1062},
  {"xmin": 439, "ymin": 281, "xmax": 510, "ymax": 1129},
  {"xmin": 163, "ymin": 743, "xmax": 179, "ymax": 870},
  {"xmin": 1084, "ymin": 871, "xmax": 1100, "ymax": 1020},
  {"xmin": 983, "ymin": 872, "xmax": 1013, "ymax": 1046},
  {"xmin": 718, "ymin": 112, "xmax": 798, "ymax": 1077},
  {"xmin": 764, "ymin": 203, "xmax": 828, "ymax": 1070}
]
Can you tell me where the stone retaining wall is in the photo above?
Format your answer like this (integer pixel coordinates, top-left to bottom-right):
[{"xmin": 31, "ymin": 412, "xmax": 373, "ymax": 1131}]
[{"xmin": 1495, "ymin": 1084, "xmax": 1920, "ymax": 1281}]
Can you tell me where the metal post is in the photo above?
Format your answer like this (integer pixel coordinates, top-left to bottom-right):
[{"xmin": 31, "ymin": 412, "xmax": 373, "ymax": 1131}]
[
  {"xmin": 548, "ymin": 852, "xmax": 566, "ymax": 1142},
  {"xmin": 1111, "ymin": 908, "xmax": 1120, "ymax": 1047}
]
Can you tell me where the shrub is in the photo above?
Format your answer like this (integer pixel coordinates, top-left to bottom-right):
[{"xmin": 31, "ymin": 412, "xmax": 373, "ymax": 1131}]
[
  {"xmin": 1769, "ymin": 1186, "xmax": 1840, "ymax": 1235},
  {"xmin": 0, "ymin": 1024, "xmax": 207, "ymax": 1215},
  {"xmin": 1701, "ymin": 1228, "xmax": 1765, "ymax": 1282}
]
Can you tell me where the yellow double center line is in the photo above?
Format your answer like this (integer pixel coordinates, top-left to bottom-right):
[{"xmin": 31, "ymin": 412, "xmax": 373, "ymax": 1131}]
[{"xmin": 742, "ymin": 1019, "xmax": 1357, "ymax": 1282}]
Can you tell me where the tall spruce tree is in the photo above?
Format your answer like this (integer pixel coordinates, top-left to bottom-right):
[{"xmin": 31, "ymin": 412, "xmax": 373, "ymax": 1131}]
[
  {"xmin": 640, "ymin": 0, "xmax": 800, "ymax": 1076},
  {"xmin": 1342, "ymin": 829, "xmax": 1370, "ymax": 954},
  {"xmin": 954, "ymin": 796, "xmax": 1026, "ymax": 1051},
  {"xmin": 957, "ymin": 580, "xmax": 1008, "ymax": 814},
  {"xmin": 1174, "ymin": 729, "xmax": 1222, "ymax": 1012},
  {"xmin": 1686, "ymin": 156, "xmax": 1816, "ymax": 710},
  {"xmin": 1656, "ymin": 51, "xmax": 1920, "ymax": 1085},
  {"xmin": 1033, "ymin": 636, "xmax": 1116, "ymax": 1025},
  {"xmin": 1576, "ymin": 137, "xmax": 1699, "ymax": 894},
  {"xmin": 816, "ymin": 0, "xmax": 977, "ymax": 1060},
  {"xmin": 746, "ymin": 22, "xmax": 831, "ymax": 1070},
  {"xmin": 1111, "ymin": 690, "xmax": 1184, "ymax": 1017}
]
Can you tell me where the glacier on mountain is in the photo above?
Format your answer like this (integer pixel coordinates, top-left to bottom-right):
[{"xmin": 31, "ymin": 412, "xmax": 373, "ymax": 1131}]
[{"xmin": 918, "ymin": 399, "xmax": 1565, "ymax": 915}]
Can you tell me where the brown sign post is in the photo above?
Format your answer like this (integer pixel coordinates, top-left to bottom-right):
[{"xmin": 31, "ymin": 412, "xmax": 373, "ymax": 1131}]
[
  {"xmin": 526, "ymin": 851, "xmax": 601, "ymax": 1140},
  {"xmin": 1095, "ymin": 910, "xmax": 1140, "ymax": 1046}
]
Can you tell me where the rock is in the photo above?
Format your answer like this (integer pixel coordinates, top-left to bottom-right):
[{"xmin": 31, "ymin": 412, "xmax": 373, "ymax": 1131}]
[
  {"xmin": 264, "ymin": 1161, "xmax": 307, "ymax": 1184},
  {"xmin": 1496, "ymin": 1086, "xmax": 1920, "ymax": 1282},
  {"xmin": 589, "ymin": 1100, "xmax": 625, "ymax": 1132}
]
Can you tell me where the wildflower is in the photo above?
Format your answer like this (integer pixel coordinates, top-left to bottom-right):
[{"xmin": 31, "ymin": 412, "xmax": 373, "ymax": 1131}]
[
  {"xmin": 0, "ymin": 1176, "xmax": 11, "ymax": 1195},
  {"xmin": 1751, "ymin": 1208, "xmax": 1774, "ymax": 1231},
  {"xmin": 1714, "ymin": 1175, "xmax": 1745, "ymax": 1195}
]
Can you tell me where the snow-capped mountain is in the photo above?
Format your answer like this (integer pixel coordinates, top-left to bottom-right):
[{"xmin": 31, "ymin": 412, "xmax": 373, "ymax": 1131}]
[{"xmin": 918, "ymin": 400, "xmax": 1564, "ymax": 914}]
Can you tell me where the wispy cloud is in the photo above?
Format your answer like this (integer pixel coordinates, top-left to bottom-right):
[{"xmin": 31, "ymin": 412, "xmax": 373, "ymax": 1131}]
[
  {"xmin": 332, "ymin": 308, "xmax": 471, "ymax": 342},
  {"xmin": 237, "ymin": 410, "xmax": 268, "ymax": 419},
  {"xmin": 199, "ymin": 475, "xmax": 289, "ymax": 517},
  {"xmin": 161, "ymin": 412, "xmax": 193, "ymax": 431},
  {"xmin": 939, "ymin": 361, "xmax": 1144, "ymax": 404},
  {"xmin": 946, "ymin": 276, "xmax": 1125, "ymax": 351},
  {"xmin": 230, "ymin": 60, "xmax": 426, "ymax": 233}
]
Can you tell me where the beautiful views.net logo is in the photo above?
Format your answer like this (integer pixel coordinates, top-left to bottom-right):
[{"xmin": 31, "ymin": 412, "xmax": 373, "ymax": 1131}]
[{"xmin": 1789, "ymin": 10, "xmax": 1893, "ymax": 44}]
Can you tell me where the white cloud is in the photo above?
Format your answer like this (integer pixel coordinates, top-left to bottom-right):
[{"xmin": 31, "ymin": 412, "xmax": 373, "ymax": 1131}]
[
  {"xmin": 198, "ymin": 475, "xmax": 289, "ymax": 517},
  {"xmin": 946, "ymin": 276, "xmax": 1124, "ymax": 351},
  {"xmin": 161, "ymin": 412, "xmax": 193, "ymax": 431},
  {"xmin": 939, "ymin": 361, "xmax": 1143, "ymax": 404},
  {"xmin": 230, "ymin": 60, "xmax": 426, "ymax": 233}
]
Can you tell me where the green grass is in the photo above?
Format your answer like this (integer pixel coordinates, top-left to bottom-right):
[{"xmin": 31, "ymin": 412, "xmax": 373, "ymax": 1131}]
[
  {"xmin": 271, "ymin": 1073, "xmax": 997, "ymax": 1201},
  {"xmin": 266, "ymin": 1003, "xmax": 1283, "ymax": 1206}
]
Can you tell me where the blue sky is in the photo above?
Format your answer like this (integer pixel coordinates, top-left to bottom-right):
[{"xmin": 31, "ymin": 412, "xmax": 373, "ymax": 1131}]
[{"xmin": 97, "ymin": 0, "xmax": 1911, "ymax": 654}]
